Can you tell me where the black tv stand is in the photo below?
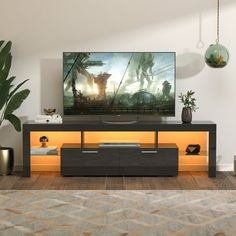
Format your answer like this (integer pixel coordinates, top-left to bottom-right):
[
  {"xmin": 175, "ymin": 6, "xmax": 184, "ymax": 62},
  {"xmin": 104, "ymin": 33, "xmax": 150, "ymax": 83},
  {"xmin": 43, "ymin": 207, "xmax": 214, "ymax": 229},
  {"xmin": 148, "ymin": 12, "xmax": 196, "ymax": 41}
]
[{"xmin": 23, "ymin": 120, "xmax": 216, "ymax": 177}]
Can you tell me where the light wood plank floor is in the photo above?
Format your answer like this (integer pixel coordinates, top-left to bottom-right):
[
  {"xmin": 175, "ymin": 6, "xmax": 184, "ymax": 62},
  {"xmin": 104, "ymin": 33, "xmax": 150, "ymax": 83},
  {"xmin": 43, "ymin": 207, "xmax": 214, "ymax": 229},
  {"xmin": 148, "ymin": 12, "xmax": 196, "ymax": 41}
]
[{"xmin": 0, "ymin": 171, "xmax": 236, "ymax": 190}]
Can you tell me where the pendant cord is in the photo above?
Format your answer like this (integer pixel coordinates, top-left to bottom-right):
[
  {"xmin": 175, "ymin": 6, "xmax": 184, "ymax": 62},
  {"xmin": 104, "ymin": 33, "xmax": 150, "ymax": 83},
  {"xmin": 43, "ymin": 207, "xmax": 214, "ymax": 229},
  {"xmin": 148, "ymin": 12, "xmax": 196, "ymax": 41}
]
[{"xmin": 216, "ymin": 0, "xmax": 220, "ymax": 43}]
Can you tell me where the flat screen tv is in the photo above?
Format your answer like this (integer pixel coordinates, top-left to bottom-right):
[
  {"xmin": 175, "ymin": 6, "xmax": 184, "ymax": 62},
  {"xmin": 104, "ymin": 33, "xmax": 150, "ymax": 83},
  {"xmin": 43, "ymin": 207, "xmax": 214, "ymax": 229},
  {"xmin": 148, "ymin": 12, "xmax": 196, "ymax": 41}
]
[{"xmin": 63, "ymin": 52, "xmax": 175, "ymax": 116}]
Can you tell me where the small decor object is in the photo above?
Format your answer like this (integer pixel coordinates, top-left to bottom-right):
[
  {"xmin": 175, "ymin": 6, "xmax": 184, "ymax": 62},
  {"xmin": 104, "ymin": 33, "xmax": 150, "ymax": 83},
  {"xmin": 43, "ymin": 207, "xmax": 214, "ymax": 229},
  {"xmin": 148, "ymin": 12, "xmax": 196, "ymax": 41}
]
[
  {"xmin": 44, "ymin": 108, "xmax": 56, "ymax": 116},
  {"xmin": 181, "ymin": 107, "xmax": 192, "ymax": 124},
  {"xmin": 179, "ymin": 90, "xmax": 198, "ymax": 124},
  {"xmin": 0, "ymin": 147, "xmax": 14, "ymax": 175},
  {"xmin": 39, "ymin": 136, "xmax": 49, "ymax": 148},
  {"xmin": 205, "ymin": 0, "xmax": 229, "ymax": 68},
  {"xmin": 186, "ymin": 144, "xmax": 201, "ymax": 155},
  {"xmin": 0, "ymin": 41, "xmax": 30, "ymax": 175}
]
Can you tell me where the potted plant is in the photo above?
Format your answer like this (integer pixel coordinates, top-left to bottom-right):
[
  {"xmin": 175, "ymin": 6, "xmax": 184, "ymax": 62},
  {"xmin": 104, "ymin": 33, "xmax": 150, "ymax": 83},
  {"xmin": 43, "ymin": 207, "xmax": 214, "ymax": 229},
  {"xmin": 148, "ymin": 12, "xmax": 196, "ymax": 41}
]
[
  {"xmin": 178, "ymin": 90, "xmax": 198, "ymax": 123},
  {"xmin": 0, "ymin": 40, "xmax": 30, "ymax": 175}
]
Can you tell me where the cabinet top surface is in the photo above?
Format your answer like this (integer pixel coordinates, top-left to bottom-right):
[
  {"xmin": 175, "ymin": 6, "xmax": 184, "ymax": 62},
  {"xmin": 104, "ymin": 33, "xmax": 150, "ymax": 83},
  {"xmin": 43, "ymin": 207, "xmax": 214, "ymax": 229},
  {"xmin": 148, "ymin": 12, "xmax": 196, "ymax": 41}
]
[{"xmin": 24, "ymin": 120, "xmax": 216, "ymax": 126}]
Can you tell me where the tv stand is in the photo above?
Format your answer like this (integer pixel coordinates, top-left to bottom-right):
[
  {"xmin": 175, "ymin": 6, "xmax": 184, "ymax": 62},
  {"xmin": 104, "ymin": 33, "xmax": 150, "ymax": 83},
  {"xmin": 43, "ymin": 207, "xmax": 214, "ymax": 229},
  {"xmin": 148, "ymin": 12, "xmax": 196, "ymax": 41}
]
[
  {"xmin": 23, "ymin": 120, "xmax": 216, "ymax": 177},
  {"xmin": 101, "ymin": 120, "xmax": 138, "ymax": 125},
  {"xmin": 100, "ymin": 115, "xmax": 139, "ymax": 125}
]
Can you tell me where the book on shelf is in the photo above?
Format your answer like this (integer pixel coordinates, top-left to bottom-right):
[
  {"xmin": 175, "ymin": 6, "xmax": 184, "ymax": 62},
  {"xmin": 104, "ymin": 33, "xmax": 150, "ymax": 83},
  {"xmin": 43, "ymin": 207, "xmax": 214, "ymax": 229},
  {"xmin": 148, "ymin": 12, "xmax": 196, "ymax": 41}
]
[{"xmin": 30, "ymin": 146, "xmax": 58, "ymax": 155}]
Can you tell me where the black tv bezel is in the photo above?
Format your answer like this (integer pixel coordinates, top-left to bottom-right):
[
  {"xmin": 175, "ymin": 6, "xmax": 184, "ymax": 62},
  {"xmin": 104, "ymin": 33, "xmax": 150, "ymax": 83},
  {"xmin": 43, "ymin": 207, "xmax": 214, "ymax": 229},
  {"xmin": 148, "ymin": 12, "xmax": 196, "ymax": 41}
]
[{"xmin": 63, "ymin": 51, "xmax": 176, "ymax": 118}]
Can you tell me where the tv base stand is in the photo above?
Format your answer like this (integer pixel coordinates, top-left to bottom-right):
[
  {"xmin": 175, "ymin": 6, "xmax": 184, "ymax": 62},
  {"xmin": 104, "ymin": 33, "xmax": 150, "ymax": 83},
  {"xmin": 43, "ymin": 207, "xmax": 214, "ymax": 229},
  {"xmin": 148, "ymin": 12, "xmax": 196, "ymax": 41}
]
[
  {"xmin": 101, "ymin": 120, "xmax": 138, "ymax": 125},
  {"xmin": 100, "ymin": 115, "xmax": 139, "ymax": 125},
  {"xmin": 23, "ymin": 121, "xmax": 216, "ymax": 177}
]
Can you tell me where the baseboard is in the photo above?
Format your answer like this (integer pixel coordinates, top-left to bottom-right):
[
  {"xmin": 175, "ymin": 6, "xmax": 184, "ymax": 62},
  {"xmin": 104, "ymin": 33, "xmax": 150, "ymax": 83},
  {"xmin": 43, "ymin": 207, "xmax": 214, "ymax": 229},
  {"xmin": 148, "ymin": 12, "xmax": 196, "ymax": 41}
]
[{"xmin": 216, "ymin": 164, "xmax": 233, "ymax": 171}]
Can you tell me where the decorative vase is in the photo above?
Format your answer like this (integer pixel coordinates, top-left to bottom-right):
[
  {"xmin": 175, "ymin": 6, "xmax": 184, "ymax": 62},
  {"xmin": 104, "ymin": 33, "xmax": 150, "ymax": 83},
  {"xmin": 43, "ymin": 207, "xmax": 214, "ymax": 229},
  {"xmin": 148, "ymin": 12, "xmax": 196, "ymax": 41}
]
[
  {"xmin": 181, "ymin": 107, "xmax": 192, "ymax": 123},
  {"xmin": 0, "ymin": 147, "xmax": 14, "ymax": 175}
]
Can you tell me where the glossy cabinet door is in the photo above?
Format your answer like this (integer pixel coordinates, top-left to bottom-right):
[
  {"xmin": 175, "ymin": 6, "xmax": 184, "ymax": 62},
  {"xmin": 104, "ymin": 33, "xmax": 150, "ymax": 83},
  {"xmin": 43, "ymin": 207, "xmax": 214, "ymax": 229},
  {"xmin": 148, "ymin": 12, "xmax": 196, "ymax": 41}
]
[
  {"xmin": 61, "ymin": 144, "xmax": 178, "ymax": 176},
  {"xmin": 119, "ymin": 147, "xmax": 178, "ymax": 176},
  {"xmin": 61, "ymin": 147, "xmax": 120, "ymax": 176}
]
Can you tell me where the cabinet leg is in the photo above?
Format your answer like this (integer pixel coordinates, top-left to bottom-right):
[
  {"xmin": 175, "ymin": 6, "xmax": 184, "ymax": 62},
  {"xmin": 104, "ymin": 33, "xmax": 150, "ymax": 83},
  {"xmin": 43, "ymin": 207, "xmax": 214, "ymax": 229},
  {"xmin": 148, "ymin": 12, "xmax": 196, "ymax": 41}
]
[{"xmin": 208, "ymin": 130, "xmax": 216, "ymax": 177}]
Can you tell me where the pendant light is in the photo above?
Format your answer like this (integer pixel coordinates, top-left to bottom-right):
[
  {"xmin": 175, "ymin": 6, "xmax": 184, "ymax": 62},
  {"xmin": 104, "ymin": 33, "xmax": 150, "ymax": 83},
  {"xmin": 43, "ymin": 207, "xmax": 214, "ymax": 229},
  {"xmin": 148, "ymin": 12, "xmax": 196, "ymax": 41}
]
[{"xmin": 205, "ymin": 0, "xmax": 229, "ymax": 68}]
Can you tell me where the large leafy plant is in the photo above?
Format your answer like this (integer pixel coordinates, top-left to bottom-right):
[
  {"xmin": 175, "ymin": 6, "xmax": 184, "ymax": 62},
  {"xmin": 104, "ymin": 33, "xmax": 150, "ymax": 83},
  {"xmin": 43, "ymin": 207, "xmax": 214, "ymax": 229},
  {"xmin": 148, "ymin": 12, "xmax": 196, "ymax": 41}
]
[{"xmin": 0, "ymin": 41, "xmax": 30, "ymax": 132}]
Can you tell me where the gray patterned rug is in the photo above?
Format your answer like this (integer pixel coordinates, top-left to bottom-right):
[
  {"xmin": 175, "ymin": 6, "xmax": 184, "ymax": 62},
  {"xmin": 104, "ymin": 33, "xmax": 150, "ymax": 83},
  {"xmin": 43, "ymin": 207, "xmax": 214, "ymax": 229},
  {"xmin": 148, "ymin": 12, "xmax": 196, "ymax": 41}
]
[{"xmin": 0, "ymin": 190, "xmax": 235, "ymax": 236}]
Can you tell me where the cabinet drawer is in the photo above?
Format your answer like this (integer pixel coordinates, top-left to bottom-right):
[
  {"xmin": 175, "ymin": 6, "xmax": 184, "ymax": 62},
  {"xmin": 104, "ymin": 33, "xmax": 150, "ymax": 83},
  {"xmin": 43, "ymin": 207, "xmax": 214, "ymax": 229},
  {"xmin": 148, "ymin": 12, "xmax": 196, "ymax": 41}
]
[
  {"xmin": 119, "ymin": 148, "xmax": 178, "ymax": 167},
  {"xmin": 61, "ymin": 148, "xmax": 119, "ymax": 167}
]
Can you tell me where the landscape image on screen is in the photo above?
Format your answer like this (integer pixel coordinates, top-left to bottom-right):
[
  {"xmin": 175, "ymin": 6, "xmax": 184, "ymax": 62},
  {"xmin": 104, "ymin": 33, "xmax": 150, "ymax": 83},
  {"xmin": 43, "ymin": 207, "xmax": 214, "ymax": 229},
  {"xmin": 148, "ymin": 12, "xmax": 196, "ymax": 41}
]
[{"xmin": 63, "ymin": 52, "xmax": 175, "ymax": 115}]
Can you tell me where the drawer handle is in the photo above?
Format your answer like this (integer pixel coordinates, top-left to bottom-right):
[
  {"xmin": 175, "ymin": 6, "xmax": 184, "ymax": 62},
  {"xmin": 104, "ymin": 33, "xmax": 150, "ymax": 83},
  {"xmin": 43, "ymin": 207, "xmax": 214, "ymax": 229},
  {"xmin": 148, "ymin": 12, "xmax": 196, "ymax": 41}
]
[
  {"xmin": 82, "ymin": 150, "xmax": 98, "ymax": 154},
  {"xmin": 141, "ymin": 150, "xmax": 158, "ymax": 154}
]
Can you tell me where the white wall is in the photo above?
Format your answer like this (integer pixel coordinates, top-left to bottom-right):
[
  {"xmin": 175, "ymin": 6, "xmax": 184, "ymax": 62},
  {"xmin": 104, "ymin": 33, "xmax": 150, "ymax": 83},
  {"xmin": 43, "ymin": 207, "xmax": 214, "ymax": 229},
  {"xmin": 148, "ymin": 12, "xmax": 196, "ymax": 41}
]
[{"xmin": 0, "ymin": 0, "xmax": 236, "ymax": 169}]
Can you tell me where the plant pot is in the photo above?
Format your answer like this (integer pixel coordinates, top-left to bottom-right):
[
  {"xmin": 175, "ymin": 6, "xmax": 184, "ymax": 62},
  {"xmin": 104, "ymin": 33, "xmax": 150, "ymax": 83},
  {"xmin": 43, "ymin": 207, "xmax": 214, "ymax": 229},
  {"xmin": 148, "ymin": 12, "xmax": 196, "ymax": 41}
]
[
  {"xmin": 181, "ymin": 107, "xmax": 192, "ymax": 123},
  {"xmin": 0, "ymin": 147, "xmax": 14, "ymax": 175}
]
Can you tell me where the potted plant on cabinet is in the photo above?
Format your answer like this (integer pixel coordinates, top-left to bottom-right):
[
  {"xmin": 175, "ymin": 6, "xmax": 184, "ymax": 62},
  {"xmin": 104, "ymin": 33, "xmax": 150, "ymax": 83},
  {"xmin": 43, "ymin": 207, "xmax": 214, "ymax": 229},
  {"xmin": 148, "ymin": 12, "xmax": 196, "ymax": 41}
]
[
  {"xmin": 0, "ymin": 40, "xmax": 30, "ymax": 175},
  {"xmin": 178, "ymin": 90, "xmax": 198, "ymax": 123}
]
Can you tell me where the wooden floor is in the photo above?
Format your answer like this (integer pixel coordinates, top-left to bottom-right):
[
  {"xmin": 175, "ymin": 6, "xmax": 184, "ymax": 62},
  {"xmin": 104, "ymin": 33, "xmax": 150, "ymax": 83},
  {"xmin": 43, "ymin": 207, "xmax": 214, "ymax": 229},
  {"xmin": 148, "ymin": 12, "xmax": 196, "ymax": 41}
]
[{"xmin": 0, "ymin": 171, "xmax": 236, "ymax": 190}]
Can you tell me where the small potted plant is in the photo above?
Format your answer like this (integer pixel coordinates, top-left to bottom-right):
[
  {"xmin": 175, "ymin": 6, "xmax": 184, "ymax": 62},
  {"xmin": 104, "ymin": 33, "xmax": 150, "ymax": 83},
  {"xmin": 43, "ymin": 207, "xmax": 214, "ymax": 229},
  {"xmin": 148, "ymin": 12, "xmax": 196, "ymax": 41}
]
[
  {"xmin": 0, "ymin": 41, "xmax": 30, "ymax": 175},
  {"xmin": 178, "ymin": 90, "xmax": 198, "ymax": 123}
]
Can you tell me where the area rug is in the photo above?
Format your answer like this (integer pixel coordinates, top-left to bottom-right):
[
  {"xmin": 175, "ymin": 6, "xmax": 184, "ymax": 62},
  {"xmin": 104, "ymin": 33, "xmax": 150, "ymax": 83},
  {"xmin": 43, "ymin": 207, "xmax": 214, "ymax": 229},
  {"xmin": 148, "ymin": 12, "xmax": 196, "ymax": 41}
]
[{"xmin": 0, "ymin": 190, "xmax": 235, "ymax": 236}]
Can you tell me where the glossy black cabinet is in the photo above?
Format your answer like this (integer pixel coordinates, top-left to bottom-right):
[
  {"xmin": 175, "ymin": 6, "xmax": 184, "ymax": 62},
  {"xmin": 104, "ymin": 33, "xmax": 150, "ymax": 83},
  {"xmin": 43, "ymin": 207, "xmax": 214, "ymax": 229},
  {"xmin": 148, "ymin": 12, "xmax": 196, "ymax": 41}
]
[
  {"xmin": 61, "ymin": 144, "xmax": 178, "ymax": 176},
  {"xmin": 23, "ymin": 120, "xmax": 216, "ymax": 177}
]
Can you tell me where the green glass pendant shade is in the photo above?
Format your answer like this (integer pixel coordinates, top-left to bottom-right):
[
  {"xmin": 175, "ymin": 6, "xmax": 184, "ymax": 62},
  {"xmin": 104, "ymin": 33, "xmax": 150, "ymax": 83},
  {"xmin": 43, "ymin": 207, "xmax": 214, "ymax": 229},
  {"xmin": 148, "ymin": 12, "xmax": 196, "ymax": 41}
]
[
  {"xmin": 205, "ymin": 0, "xmax": 229, "ymax": 68},
  {"xmin": 205, "ymin": 43, "xmax": 229, "ymax": 68}
]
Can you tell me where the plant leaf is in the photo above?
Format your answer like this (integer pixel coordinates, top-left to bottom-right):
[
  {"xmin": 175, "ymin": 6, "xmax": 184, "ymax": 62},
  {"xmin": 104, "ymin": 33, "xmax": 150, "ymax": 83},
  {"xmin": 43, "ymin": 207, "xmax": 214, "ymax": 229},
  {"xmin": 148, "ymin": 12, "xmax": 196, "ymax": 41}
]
[
  {"xmin": 0, "ymin": 41, "xmax": 12, "ymax": 75},
  {"xmin": 0, "ymin": 76, "xmax": 15, "ymax": 110},
  {"xmin": 8, "ymin": 79, "xmax": 29, "ymax": 101},
  {"xmin": 0, "ymin": 41, "xmax": 11, "ymax": 58},
  {"xmin": 5, "ymin": 113, "xmax": 21, "ymax": 132},
  {"xmin": 0, "ymin": 53, "xmax": 12, "ymax": 81},
  {"xmin": 4, "ymin": 89, "xmax": 30, "ymax": 116},
  {"xmin": 0, "ymin": 41, "xmax": 4, "ymax": 49}
]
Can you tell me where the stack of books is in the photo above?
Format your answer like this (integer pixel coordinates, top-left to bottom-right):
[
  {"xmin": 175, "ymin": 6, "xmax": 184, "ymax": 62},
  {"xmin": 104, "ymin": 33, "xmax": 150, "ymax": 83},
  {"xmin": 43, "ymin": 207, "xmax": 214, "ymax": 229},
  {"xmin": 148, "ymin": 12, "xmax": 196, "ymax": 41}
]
[
  {"xmin": 35, "ymin": 114, "xmax": 62, "ymax": 124},
  {"xmin": 30, "ymin": 146, "xmax": 58, "ymax": 156}
]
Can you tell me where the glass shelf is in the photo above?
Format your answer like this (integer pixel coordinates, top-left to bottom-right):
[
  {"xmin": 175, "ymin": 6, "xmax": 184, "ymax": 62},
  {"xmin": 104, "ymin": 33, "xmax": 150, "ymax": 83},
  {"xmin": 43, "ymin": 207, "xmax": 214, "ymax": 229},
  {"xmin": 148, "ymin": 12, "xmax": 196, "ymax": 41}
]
[
  {"xmin": 179, "ymin": 150, "xmax": 208, "ymax": 171},
  {"xmin": 83, "ymin": 143, "xmax": 156, "ymax": 149}
]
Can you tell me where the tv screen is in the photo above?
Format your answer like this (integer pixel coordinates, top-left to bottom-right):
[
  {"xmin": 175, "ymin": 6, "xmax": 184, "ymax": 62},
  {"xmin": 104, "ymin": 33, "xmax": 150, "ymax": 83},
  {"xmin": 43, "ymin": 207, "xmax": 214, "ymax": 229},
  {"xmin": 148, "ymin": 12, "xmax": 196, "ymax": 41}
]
[{"xmin": 63, "ymin": 52, "xmax": 175, "ymax": 116}]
